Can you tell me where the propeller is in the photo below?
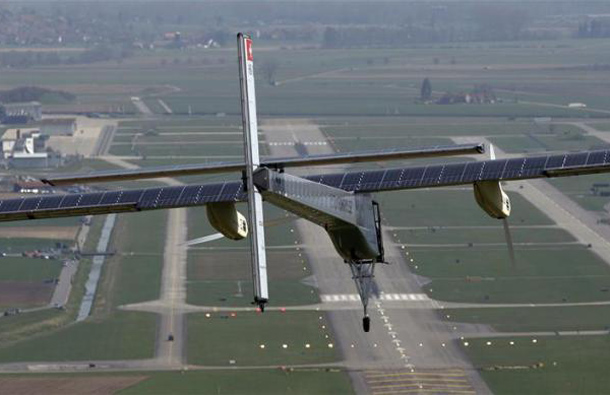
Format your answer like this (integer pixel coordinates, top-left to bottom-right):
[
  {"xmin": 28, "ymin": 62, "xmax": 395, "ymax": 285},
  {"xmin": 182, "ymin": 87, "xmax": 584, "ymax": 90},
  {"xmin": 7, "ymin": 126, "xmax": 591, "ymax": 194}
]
[
  {"xmin": 185, "ymin": 233, "xmax": 224, "ymax": 247},
  {"xmin": 502, "ymin": 217, "xmax": 516, "ymax": 267},
  {"xmin": 184, "ymin": 215, "xmax": 296, "ymax": 247},
  {"xmin": 490, "ymin": 143, "xmax": 516, "ymax": 267}
]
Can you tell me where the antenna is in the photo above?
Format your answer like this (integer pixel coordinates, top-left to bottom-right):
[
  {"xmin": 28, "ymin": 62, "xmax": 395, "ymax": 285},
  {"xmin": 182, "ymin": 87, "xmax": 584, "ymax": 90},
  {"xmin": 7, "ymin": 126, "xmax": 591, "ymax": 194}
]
[{"xmin": 237, "ymin": 33, "xmax": 269, "ymax": 310}]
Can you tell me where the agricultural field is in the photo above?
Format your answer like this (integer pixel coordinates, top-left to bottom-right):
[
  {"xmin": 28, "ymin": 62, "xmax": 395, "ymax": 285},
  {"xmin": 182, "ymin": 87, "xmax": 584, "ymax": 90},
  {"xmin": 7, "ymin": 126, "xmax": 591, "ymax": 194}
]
[
  {"xmin": 0, "ymin": 369, "xmax": 354, "ymax": 395},
  {"xmin": 0, "ymin": 210, "xmax": 164, "ymax": 362}
]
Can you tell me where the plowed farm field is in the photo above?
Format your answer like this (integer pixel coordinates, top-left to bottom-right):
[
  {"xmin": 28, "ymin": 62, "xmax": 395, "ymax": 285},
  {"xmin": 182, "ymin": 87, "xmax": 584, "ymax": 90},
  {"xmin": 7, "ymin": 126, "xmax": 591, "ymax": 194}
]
[{"xmin": 0, "ymin": 376, "xmax": 147, "ymax": 395}]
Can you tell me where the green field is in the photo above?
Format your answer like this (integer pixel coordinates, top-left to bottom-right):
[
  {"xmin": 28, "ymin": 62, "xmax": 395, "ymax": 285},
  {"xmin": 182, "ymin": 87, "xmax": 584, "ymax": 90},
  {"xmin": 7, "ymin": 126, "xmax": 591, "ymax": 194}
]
[
  {"xmin": 107, "ymin": 210, "xmax": 166, "ymax": 307},
  {"xmin": 119, "ymin": 369, "xmax": 353, "ymax": 395},
  {"xmin": 446, "ymin": 305, "xmax": 610, "ymax": 332},
  {"xmin": 187, "ymin": 311, "xmax": 339, "ymax": 366},
  {"xmin": 0, "ymin": 309, "xmax": 63, "ymax": 344},
  {"xmin": 490, "ymin": 134, "xmax": 607, "ymax": 154},
  {"xmin": 396, "ymin": 227, "xmax": 574, "ymax": 245},
  {"xmin": 0, "ymin": 238, "xmax": 72, "ymax": 252},
  {"xmin": 187, "ymin": 280, "xmax": 318, "ymax": 307},
  {"xmin": 550, "ymin": 173, "xmax": 610, "ymax": 212},
  {"xmin": 187, "ymin": 202, "xmax": 319, "ymax": 307},
  {"xmin": 462, "ymin": 335, "xmax": 610, "ymax": 395},
  {"xmin": 0, "ymin": 258, "xmax": 62, "ymax": 281},
  {"xmin": 378, "ymin": 189, "xmax": 553, "ymax": 228},
  {"xmin": 0, "ymin": 311, "xmax": 156, "ymax": 362},
  {"xmin": 0, "ymin": 217, "xmax": 81, "ymax": 228},
  {"xmin": 413, "ymin": 247, "xmax": 610, "ymax": 304}
]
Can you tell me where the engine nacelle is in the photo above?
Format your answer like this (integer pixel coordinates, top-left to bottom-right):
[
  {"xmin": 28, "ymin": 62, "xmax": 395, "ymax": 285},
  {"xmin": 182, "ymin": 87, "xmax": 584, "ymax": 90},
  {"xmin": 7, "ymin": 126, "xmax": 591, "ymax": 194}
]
[
  {"xmin": 206, "ymin": 202, "xmax": 248, "ymax": 240},
  {"xmin": 473, "ymin": 181, "xmax": 511, "ymax": 219}
]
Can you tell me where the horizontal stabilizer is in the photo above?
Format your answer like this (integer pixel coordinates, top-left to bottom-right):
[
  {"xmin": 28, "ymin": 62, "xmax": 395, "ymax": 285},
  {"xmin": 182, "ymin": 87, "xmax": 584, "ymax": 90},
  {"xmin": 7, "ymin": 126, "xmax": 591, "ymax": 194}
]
[{"xmin": 40, "ymin": 143, "xmax": 484, "ymax": 186}]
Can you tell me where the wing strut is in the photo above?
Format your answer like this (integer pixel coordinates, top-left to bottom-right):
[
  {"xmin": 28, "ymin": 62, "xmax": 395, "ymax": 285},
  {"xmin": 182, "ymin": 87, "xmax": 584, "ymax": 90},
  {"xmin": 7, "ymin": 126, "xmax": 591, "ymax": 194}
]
[{"xmin": 238, "ymin": 33, "xmax": 269, "ymax": 310}]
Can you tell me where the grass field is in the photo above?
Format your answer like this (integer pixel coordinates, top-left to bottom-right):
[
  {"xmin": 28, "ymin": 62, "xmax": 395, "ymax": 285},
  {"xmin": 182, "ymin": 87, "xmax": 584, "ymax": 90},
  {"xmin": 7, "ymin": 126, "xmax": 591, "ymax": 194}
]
[
  {"xmin": 0, "ymin": 311, "xmax": 156, "ymax": 362},
  {"xmin": 0, "ymin": 258, "xmax": 62, "ymax": 281},
  {"xmin": 550, "ymin": 173, "xmax": 610, "ymax": 212},
  {"xmin": 0, "ymin": 368, "xmax": 342, "ymax": 395},
  {"xmin": 490, "ymin": 134, "xmax": 607, "ymax": 154},
  {"xmin": 187, "ymin": 203, "xmax": 318, "ymax": 307},
  {"xmin": 462, "ymin": 335, "xmax": 610, "ymax": 395},
  {"xmin": 322, "ymin": 119, "xmax": 544, "ymax": 139},
  {"xmin": 187, "ymin": 311, "xmax": 339, "ymax": 366},
  {"xmin": 413, "ymin": 247, "xmax": 610, "ymax": 304},
  {"xmin": 395, "ymin": 227, "xmax": 574, "ymax": 245},
  {"xmin": 0, "ymin": 238, "xmax": 72, "ymax": 252},
  {"xmin": 0, "ymin": 217, "xmax": 81, "ymax": 228},
  {"xmin": 0, "ymin": 309, "xmax": 63, "ymax": 344},
  {"xmin": 446, "ymin": 305, "xmax": 610, "ymax": 332},
  {"xmin": 119, "ymin": 369, "xmax": 353, "ymax": 395},
  {"xmin": 378, "ymin": 189, "xmax": 553, "ymax": 228},
  {"xmin": 187, "ymin": 280, "xmax": 318, "ymax": 307},
  {"xmin": 106, "ymin": 210, "xmax": 167, "ymax": 307}
]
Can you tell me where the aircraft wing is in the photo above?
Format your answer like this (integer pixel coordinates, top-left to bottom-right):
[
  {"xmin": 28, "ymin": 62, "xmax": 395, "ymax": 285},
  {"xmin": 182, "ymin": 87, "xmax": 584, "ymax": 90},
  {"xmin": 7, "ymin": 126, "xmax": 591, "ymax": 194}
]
[
  {"xmin": 310, "ymin": 149, "xmax": 610, "ymax": 193},
  {"xmin": 40, "ymin": 144, "xmax": 484, "ymax": 186},
  {"xmin": 1, "ymin": 149, "xmax": 609, "ymax": 223},
  {"xmin": 0, "ymin": 181, "xmax": 245, "ymax": 222}
]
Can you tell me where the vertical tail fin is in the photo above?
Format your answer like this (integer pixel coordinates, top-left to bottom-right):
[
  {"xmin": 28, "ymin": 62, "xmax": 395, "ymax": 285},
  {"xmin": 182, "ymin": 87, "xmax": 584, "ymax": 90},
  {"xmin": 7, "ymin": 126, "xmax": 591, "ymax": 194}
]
[{"xmin": 237, "ymin": 33, "xmax": 269, "ymax": 309}]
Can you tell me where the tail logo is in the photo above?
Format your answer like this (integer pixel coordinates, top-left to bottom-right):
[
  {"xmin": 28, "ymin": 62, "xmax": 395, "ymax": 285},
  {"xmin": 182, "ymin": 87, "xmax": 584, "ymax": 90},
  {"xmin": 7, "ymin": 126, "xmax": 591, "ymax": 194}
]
[{"xmin": 246, "ymin": 38, "xmax": 253, "ymax": 61}]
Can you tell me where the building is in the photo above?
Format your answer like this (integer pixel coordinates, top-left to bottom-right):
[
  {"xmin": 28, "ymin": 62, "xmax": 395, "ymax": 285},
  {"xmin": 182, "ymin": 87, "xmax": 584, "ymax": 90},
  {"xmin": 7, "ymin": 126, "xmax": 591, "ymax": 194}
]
[
  {"xmin": 40, "ymin": 118, "xmax": 77, "ymax": 136},
  {"xmin": 3, "ymin": 102, "xmax": 42, "ymax": 122},
  {"xmin": 10, "ymin": 153, "xmax": 57, "ymax": 169},
  {"xmin": 0, "ymin": 128, "xmax": 61, "ymax": 169}
]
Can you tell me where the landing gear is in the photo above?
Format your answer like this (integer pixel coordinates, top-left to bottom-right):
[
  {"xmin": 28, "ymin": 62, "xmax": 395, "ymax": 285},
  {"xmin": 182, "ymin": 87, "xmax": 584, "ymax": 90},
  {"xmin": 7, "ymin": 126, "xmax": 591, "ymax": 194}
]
[
  {"xmin": 254, "ymin": 297, "xmax": 268, "ymax": 312},
  {"xmin": 363, "ymin": 316, "xmax": 371, "ymax": 332},
  {"xmin": 348, "ymin": 259, "xmax": 376, "ymax": 332}
]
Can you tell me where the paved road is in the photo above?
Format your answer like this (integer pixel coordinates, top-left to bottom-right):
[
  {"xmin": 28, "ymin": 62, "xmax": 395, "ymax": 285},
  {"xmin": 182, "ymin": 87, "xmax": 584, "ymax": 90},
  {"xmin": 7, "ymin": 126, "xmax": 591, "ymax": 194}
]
[
  {"xmin": 92, "ymin": 125, "xmax": 116, "ymax": 157},
  {"xmin": 131, "ymin": 97, "xmax": 154, "ymax": 117},
  {"xmin": 262, "ymin": 119, "xmax": 491, "ymax": 395},
  {"xmin": 157, "ymin": 99, "xmax": 173, "ymax": 114}
]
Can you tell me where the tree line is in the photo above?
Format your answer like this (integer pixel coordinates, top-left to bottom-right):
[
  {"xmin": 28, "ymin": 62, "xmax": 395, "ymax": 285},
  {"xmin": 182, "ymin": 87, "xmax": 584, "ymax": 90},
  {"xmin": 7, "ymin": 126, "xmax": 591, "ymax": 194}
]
[{"xmin": 0, "ymin": 45, "xmax": 134, "ymax": 68}]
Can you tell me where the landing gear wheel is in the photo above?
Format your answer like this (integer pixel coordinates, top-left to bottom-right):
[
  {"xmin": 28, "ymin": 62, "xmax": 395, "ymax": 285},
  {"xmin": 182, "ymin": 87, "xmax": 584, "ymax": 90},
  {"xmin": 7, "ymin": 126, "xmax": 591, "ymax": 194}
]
[{"xmin": 363, "ymin": 316, "xmax": 371, "ymax": 332}]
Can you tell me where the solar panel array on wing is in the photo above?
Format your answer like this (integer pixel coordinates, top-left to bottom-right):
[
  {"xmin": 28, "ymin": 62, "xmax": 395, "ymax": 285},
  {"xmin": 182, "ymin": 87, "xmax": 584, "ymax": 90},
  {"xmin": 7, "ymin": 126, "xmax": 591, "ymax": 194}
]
[
  {"xmin": 322, "ymin": 149, "xmax": 610, "ymax": 193},
  {"xmin": 2, "ymin": 149, "xmax": 610, "ymax": 223},
  {"xmin": 0, "ymin": 181, "xmax": 245, "ymax": 222}
]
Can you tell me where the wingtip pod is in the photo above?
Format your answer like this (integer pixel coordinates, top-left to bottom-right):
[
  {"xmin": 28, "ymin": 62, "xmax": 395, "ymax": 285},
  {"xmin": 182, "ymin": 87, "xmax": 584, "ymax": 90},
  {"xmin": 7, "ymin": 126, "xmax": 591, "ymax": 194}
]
[
  {"xmin": 474, "ymin": 143, "xmax": 515, "ymax": 266},
  {"xmin": 206, "ymin": 202, "xmax": 248, "ymax": 241}
]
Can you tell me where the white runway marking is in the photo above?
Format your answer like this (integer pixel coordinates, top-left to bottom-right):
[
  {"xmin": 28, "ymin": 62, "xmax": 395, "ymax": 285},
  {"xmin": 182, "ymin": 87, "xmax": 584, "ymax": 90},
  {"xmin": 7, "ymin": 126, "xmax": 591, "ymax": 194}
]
[
  {"xmin": 268, "ymin": 141, "xmax": 328, "ymax": 146},
  {"xmin": 321, "ymin": 293, "xmax": 429, "ymax": 302}
]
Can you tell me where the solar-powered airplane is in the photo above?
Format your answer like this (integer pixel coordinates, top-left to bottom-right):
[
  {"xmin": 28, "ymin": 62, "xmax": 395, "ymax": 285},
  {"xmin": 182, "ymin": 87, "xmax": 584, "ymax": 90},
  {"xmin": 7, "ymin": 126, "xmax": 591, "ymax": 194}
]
[{"xmin": 4, "ymin": 34, "xmax": 610, "ymax": 332}]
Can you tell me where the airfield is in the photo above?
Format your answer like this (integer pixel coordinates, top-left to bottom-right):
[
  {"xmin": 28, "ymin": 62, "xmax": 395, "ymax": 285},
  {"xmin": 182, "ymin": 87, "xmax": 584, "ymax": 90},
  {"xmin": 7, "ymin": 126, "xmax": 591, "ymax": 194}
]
[{"xmin": 1, "ymin": 38, "xmax": 610, "ymax": 394}]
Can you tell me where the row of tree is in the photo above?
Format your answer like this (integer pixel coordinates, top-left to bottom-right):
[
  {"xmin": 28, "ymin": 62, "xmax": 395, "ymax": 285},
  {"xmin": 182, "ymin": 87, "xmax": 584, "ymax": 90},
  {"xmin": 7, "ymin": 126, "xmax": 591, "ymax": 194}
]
[
  {"xmin": 0, "ymin": 45, "xmax": 133, "ymax": 68},
  {"xmin": 577, "ymin": 20, "xmax": 610, "ymax": 39},
  {"xmin": 0, "ymin": 86, "xmax": 75, "ymax": 103}
]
